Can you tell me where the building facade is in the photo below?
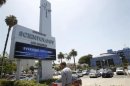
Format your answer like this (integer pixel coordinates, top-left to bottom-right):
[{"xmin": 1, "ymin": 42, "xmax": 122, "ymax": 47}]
[{"xmin": 91, "ymin": 48, "xmax": 130, "ymax": 68}]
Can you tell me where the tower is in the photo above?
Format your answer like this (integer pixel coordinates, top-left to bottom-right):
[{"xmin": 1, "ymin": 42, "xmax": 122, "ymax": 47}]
[{"xmin": 39, "ymin": 0, "xmax": 55, "ymax": 80}]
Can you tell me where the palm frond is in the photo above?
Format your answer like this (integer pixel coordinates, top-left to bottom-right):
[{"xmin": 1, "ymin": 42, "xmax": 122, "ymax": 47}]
[
  {"xmin": 5, "ymin": 15, "xmax": 17, "ymax": 28},
  {"xmin": 0, "ymin": 0, "xmax": 6, "ymax": 7}
]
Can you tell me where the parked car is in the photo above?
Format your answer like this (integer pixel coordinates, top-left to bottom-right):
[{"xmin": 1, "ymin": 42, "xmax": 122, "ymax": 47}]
[
  {"xmin": 116, "ymin": 67, "xmax": 125, "ymax": 75},
  {"xmin": 110, "ymin": 67, "xmax": 116, "ymax": 72},
  {"xmin": 20, "ymin": 76, "xmax": 28, "ymax": 80},
  {"xmin": 26, "ymin": 74, "xmax": 35, "ymax": 80},
  {"xmin": 102, "ymin": 69, "xmax": 113, "ymax": 78},
  {"xmin": 76, "ymin": 71, "xmax": 83, "ymax": 77},
  {"xmin": 72, "ymin": 71, "xmax": 79, "ymax": 78},
  {"xmin": 89, "ymin": 69, "xmax": 98, "ymax": 78},
  {"xmin": 127, "ymin": 65, "xmax": 130, "ymax": 75},
  {"xmin": 96, "ymin": 70, "xmax": 102, "ymax": 77},
  {"xmin": 82, "ymin": 70, "xmax": 89, "ymax": 75},
  {"xmin": 72, "ymin": 76, "xmax": 82, "ymax": 86},
  {"xmin": 97, "ymin": 68, "xmax": 104, "ymax": 76},
  {"xmin": 7, "ymin": 75, "xmax": 16, "ymax": 81}
]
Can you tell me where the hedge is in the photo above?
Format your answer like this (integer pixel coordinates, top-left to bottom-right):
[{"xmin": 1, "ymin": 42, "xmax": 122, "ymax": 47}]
[
  {"xmin": 14, "ymin": 80, "xmax": 36, "ymax": 86},
  {"xmin": 0, "ymin": 79, "xmax": 48, "ymax": 86},
  {"xmin": 0, "ymin": 79, "xmax": 14, "ymax": 86},
  {"xmin": 39, "ymin": 78, "xmax": 58, "ymax": 85}
]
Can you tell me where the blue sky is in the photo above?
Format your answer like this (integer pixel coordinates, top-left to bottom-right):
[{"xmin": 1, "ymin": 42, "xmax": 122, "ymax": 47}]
[{"xmin": 0, "ymin": 0, "xmax": 130, "ymax": 62}]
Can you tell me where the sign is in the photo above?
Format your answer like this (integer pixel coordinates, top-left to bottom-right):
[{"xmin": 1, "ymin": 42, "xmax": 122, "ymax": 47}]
[
  {"xmin": 14, "ymin": 42, "xmax": 56, "ymax": 60},
  {"xmin": 9, "ymin": 25, "xmax": 56, "ymax": 60}
]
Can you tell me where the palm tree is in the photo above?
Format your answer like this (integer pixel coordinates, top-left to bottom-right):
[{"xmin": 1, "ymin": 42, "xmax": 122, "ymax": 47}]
[
  {"xmin": 3, "ymin": 15, "xmax": 17, "ymax": 57},
  {"xmin": 65, "ymin": 53, "xmax": 71, "ymax": 63},
  {"xmin": 1, "ymin": 15, "xmax": 17, "ymax": 78},
  {"xmin": 70, "ymin": 49, "xmax": 77, "ymax": 71},
  {"xmin": 57, "ymin": 52, "xmax": 64, "ymax": 63},
  {"xmin": 0, "ymin": 0, "xmax": 6, "ymax": 7}
]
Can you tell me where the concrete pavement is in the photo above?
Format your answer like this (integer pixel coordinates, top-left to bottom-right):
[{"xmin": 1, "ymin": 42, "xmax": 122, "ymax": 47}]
[{"xmin": 81, "ymin": 76, "xmax": 130, "ymax": 86}]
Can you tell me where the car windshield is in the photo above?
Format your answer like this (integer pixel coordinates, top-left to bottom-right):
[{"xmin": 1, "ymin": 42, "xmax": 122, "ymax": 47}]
[
  {"xmin": 103, "ymin": 69, "xmax": 111, "ymax": 72},
  {"xmin": 72, "ymin": 72, "xmax": 76, "ymax": 74},
  {"xmin": 117, "ymin": 67, "xmax": 123, "ymax": 70},
  {"xmin": 83, "ymin": 70, "xmax": 87, "ymax": 72},
  {"xmin": 90, "ymin": 69, "xmax": 96, "ymax": 73},
  {"xmin": 20, "ymin": 76, "xmax": 26, "ymax": 79},
  {"xmin": 77, "ymin": 71, "xmax": 82, "ymax": 73},
  {"xmin": 98, "ymin": 69, "xmax": 104, "ymax": 72}
]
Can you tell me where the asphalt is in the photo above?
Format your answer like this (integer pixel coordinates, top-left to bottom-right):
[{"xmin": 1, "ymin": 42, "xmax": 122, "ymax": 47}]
[{"xmin": 81, "ymin": 75, "xmax": 130, "ymax": 86}]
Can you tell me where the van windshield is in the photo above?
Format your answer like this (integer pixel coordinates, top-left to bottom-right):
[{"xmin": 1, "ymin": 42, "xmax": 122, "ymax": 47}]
[{"xmin": 128, "ymin": 66, "xmax": 130, "ymax": 70}]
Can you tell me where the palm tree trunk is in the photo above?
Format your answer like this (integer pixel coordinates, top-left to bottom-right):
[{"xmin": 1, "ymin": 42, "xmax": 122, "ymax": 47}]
[
  {"xmin": 73, "ymin": 56, "xmax": 76, "ymax": 71},
  {"xmin": 61, "ymin": 59, "xmax": 62, "ymax": 63},
  {"xmin": 1, "ymin": 27, "xmax": 11, "ymax": 78}
]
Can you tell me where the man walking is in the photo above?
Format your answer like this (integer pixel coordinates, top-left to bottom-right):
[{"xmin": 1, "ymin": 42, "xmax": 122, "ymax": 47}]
[{"xmin": 60, "ymin": 62, "xmax": 72, "ymax": 86}]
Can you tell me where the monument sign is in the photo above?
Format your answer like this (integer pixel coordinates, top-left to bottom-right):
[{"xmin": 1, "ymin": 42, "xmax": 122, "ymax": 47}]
[
  {"xmin": 9, "ymin": 0, "xmax": 55, "ymax": 80},
  {"xmin": 9, "ymin": 25, "xmax": 56, "ymax": 60}
]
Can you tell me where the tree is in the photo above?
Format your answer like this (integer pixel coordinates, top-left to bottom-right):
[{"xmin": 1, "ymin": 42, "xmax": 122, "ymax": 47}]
[
  {"xmin": 0, "ymin": 56, "xmax": 16, "ymax": 76},
  {"xmin": 69, "ymin": 49, "xmax": 77, "ymax": 71},
  {"xmin": 76, "ymin": 64, "xmax": 82, "ymax": 70},
  {"xmin": 65, "ymin": 53, "xmax": 71, "ymax": 62},
  {"xmin": 1, "ymin": 51, "xmax": 8, "ymax": 58},
  {"xmin": 4, "ymin": 59, "xmax": 16, "ymax": 74},
  {"xmin": 122, "ymin": 58, "xmax": 129, "ymax": 69},
  {"xmin": 78, "ymin": 54, "xmax": 92, "ymax": 66},
  {"xmin": 29, "ymin": 66, "xmax": 35, "ymax": 74},
  {"xmin": 118, "ymin": 51, "xmax": 129, "ymax": 68},
  {"xmin": 52, "ymin": 60, "xmax": 55, "ymax": 66},
  {"xmin": 57, "ymin": 52, "xmax": 64, "ymax": 63},
  {"xmin": 1, "ymin": 15, "xmax": 17, "ymax": 78},
  {"xmin": 0, "ymin": 0, "xmax": 6, "ymax": 7},
  {"xmin": 54, "ymin": 66, "xmax": 60, "ymax": 71}
]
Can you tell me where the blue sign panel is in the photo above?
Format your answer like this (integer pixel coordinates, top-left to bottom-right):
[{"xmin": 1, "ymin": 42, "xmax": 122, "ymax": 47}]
[{"xmin": 14, "ymin": 42, "xmax": 56, "ymax": 60}]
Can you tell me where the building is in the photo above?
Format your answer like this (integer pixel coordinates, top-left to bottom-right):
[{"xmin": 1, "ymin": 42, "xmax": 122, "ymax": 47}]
[
  {"xmin": 117, "ymin": 48, "xmax": 130, "ymax": 63},
  {"xmin": 91, "ymin": 53, "xmax": 122, "ymax": 68},
  {"xmin": 91, "ymin": 48, "xmax": 130, "ymax": 68}
]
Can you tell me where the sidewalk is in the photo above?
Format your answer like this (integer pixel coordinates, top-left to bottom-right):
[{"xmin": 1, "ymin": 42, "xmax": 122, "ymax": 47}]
[{"xmin": 81, "ymin": 78, "xmax": 130, "ymax": 86}]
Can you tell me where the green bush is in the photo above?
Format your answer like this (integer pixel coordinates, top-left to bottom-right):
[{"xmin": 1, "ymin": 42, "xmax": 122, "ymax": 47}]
[
  {"xmin": 14, "ymin": 80, "xmax": 36, "ymax": 86},
  {"xmin": 39, "ymin": 78, "xmax": 58, "ymax": 85},
  {"xmin": 0, "ymin": 79, "xmax": 14, "ymax": 86},
  {"xmin": 0, "ymin": 79, "xmax": 49, "ymax": 86}
]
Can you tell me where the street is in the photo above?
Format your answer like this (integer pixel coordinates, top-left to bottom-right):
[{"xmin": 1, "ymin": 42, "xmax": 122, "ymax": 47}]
[{"xmin": 81, "ymin": 75, "xmax": 130, "ymax": 86}]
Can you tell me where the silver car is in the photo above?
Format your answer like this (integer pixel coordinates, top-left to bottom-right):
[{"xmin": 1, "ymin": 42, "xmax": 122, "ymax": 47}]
[
  {"xmin": 128, "ymin": 66, "xmax": 130, "ymax": 75},
  {"xmin": 72, "ymin": 71, "xmax": 79, "ymax": 78},
  {"xmin": 89, "ymin": 69, "xmax": 98, "ymax": 78},
  {"xmin": 76, "ymin": 71, "xmax": 83, "ymax": 77},
  {"xmin": 116, "ymin": 67, "xmax": 125, "ymax": 75}
]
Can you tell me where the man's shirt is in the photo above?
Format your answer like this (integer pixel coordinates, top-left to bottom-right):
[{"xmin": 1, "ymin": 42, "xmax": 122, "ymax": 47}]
[{"xmin": 61, "ymin": 67, "xmax": 72, "ymax": 86}]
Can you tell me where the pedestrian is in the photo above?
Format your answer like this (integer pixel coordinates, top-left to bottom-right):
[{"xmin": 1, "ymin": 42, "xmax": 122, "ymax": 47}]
[{"xmin": 60, "ymin": 62, "xmax": 72, "ymax": 86}]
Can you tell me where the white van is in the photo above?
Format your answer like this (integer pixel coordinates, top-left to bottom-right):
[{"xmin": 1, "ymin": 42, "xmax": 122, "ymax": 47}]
[{"xmin": 128, "ymin": 65, "xmax": 130, "ymax": 75}]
